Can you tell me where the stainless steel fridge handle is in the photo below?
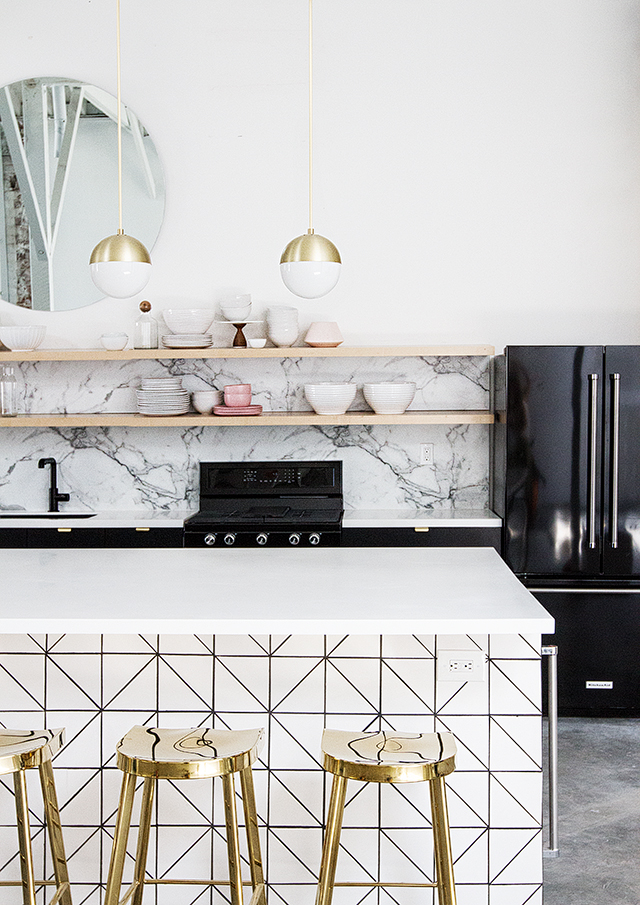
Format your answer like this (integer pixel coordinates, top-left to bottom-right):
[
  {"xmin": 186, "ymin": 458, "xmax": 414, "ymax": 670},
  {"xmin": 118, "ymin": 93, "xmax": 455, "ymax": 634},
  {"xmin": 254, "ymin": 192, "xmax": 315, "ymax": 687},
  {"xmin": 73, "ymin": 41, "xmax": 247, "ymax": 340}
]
[
  {"xmin": 588, "ymin": 373, "xmax": 599, "ymax": 549},
  {"xmin": 610, "ymin": 373, "xmax": 620, "ymax": 549}
]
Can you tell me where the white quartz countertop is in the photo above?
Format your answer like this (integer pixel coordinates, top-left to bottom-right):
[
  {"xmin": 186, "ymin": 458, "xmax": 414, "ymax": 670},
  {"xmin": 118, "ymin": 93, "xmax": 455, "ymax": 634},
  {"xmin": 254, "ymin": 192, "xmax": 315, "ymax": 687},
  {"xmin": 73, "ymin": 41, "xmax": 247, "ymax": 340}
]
[
  {"xmin": 0, "ymin": 546, "xmax": 551, "ymax": 635},
  {"xmin": 0, "ymin": 508, "xmax": 500, "ymax": 529}
]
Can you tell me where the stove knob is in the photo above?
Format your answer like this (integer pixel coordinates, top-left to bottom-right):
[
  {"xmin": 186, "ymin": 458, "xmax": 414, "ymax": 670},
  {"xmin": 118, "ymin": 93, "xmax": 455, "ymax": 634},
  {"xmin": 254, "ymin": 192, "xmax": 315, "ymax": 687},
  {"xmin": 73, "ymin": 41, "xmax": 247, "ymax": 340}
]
[
  {"xmin": 204, "ymin": 533, "xmax": 217, "ymax": 546},
  {"xmin": 309, "ymin": 532, "xmax": 321, "ymax": 545},
  {"xmin": 288, "ymin": 533, "xmax": 301, "ymax": 546},
  {"xmin": 224, "ymin": 533, "xmax": 237, "ymax": 546},
  {"xmin": 256, "ymin": 533, "xmax": 269, "ymax": 546}
]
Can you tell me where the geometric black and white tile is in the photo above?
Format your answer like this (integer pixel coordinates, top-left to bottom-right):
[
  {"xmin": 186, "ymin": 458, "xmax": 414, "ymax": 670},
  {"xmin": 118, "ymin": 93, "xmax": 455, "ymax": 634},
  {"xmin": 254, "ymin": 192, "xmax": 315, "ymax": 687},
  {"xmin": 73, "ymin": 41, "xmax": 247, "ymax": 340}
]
[{"xmin": 0, "ymin": 632, "xmax": 542, "ymax": 905}]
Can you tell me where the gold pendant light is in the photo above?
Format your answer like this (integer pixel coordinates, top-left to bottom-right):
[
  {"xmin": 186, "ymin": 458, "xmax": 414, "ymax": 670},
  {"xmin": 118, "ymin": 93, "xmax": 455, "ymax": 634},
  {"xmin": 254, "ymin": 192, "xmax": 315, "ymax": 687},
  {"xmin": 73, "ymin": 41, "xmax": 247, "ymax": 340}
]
[
  {"xmin": 89, "ymin": 0, "xmax": 152, "ymax": 298},
  {"xmin": 280, "ymin": 0, "xmax": 341, "ymax": 299}
]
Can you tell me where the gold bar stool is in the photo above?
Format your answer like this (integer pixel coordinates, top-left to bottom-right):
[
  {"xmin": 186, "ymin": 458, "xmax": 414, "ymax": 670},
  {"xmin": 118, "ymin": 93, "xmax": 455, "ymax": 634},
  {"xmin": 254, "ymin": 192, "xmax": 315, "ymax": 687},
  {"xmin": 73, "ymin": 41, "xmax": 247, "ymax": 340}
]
[
  {"xmin": 0, "ymin": 728, "xmax": 72, "ymax": 905},
  {"xmin": 316, "ymin": 729, "xmax": 458, "ymax": 905},
  {"xmin": 104, "ymin": 725, "xmax": 266, "ymax": 905}
]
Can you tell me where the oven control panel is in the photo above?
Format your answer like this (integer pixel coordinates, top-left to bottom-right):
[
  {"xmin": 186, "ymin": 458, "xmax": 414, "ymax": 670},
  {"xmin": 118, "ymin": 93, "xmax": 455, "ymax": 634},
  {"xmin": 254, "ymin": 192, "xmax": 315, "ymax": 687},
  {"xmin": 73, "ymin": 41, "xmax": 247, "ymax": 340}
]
[{"xmin": 185, "ymin": 529, "xmax": 340, "ymax": 548}]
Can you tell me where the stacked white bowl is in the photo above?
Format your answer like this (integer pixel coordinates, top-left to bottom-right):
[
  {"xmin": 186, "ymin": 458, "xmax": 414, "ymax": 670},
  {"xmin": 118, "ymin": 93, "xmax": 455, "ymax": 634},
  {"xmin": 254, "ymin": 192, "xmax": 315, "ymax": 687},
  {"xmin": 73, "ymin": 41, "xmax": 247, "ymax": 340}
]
[
  {"xmin": 267, "ymin": 306, "xmax": 298, "ymax": 347},
  {"xmin": 161, "ymin": 309, "xmax": 215, "ymax": 348},
  {"xmin": 220, "ymin": 295, "xmax": 252, "ymax": 322},
  {"xmin": 363, "ymin": 382, "xmax": 416, "ymax": 414},
  {"xmin": 0, "ymin": 325, "xmax": 46, "ymax": 351},
  {"xmin": 304, "ymin": 383, "xmax": 357, "ymax": 415}
]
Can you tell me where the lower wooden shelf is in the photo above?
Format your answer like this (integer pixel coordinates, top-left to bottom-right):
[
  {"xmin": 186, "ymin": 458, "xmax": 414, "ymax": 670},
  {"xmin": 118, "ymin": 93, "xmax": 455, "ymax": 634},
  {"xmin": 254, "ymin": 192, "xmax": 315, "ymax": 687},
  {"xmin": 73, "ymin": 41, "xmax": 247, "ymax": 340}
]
[{"xmin": 0, "ymin": 410, "xmax": 494, "ymax": 428}]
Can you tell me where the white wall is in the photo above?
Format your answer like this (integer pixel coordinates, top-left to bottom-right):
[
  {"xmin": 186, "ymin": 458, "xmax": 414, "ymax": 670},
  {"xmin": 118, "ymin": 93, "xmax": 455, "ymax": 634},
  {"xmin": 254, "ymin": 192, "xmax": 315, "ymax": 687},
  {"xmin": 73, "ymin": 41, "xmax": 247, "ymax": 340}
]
[{"xmin": 1, "ymin": 0, "xmax": 639, "ymax": 351}]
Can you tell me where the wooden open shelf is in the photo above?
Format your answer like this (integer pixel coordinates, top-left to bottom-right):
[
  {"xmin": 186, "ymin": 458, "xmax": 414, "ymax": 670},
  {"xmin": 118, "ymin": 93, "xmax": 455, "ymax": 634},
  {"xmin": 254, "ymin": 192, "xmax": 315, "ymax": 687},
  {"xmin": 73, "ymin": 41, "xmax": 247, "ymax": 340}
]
[
  {"xmin": 0, "ymin": 411, "xmax": 494, "ymax": 428},
  {"xmin": 0, "ymin": 344, "xmax": 494, "ymax": 362}
]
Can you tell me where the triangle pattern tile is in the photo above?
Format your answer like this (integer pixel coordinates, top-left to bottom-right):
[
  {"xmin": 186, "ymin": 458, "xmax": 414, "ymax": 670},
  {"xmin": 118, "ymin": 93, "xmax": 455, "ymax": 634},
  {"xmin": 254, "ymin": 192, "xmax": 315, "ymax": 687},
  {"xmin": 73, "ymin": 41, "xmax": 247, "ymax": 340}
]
[
  {"xmin": 0, "ymin": 634, "xmax": 46, "ymax": 653},
  {"xmin": 101, "ymin": 712, "xmax": 157, "ymax": 770},
  {"xmin": 269, "ymin": 770, "xmax": 324, "ymax": 827},
  {"xmin": 267, "ymin": 714, "xmax": 325, "ymax": 769},
  {"xmin": 379, "ymin": 828, "xmax": 434, "ymax": 883},
  {"xmin": 0, "ymin": 656, "xmax": 44, "ymax": 709},
  {"xmin": 444, "ymin": 772, "xmax": 489, "ymax": 827},
  {"xmin": 102, "ymin": 634, "xmax": 158, "ymax": 653},
  {"xmin": 381, "ymin": 658, "xmax": 435, "ymax": 713},
  {"xmin": 213, "ymin": 635, "xmax": 270, "ymax": 656},
  {"xmin": 436, "ymin": 675, "xmax": 489, "ymax": 715},
  {"xmin": 159, "ymin": 634, "xmax": 214, "ymax": 654},
  {"xmin": 271, "ymin": 635, "xmax": 325, "ymax": 656},
  {"xmin": 457, "ymin": 886, "xmax": 488, "ymax": 905},
  {"xmin": 64, "ymin": 826, "xmax": 103, "ymax": 883},
  {"xmin": 489, "ymin": 885, "xmax": 542, "ymax": 905},
  {"xmin": 435, "ymin": 716, "xmax": 489, "ymax": 771},
  {"xmin": 489, "ymin": 773, "xmax": 542, "ymax": 829},
  {"xmin": 382, "ymin": 635, "xmax": 435, "ymax": 658},
  {"xmin": 271, "ymin": 657, "xmax": 325, "ymax": 712},
  {"xmin": 155, "ymin": 778, "xmax": 213, "ymax": 826},
  {"xmin": 436, "ymin": 634, "xmax": 486, "ymax": 652},
  {"xmin": 54, "ymin": 768, "xmax": 101, "ymax": 823},
  {"xmin": 489, "ymin": 661, "xmax": 541, "ymax": 715},
  {"xmin": 340, "ymin": 780, "xmax": 380, "ymax": 828},
  {"xmin": 489, "ymin": 635, "xmax": 540, "ymax": 660},
  {"xmin": 332, "ymin": 827, "xmax": 380, "ymax": 882},
  {"xmin": 45, "ymin": 634, "xmax": 102, "ymax": 653},
  {"xmin": 325, "ymin": 658, "xmax": 380, "ymax": 714},
  {"xmin": 489, "ymin": 718, "xmax": 541, "ymax": 772},
  {"xmin": 450, "ymin": 827, "xmax": 489, "ymax": 884},
  {"xmin": 380, "ymin": 782, "xmax": 432, "ymax": 829},
  {"xmin": 326, "ymin": 635, "xmax": 382, "ymax": 658},
  {"xmin": 46, "ymin": 654, "xmax": 101, "ymax": 709},
  {"xmin": 102, "ymin": 654, "xmax": 157, "ymax": 708},
  {"xmin": 215, "ymin": 657, "xmax": 269, "ymax": 712},
  {"xmin": 49, "ymin": 710, "xmax": 102, "ymax": 768},
  {"xmin": 158, "ymin": 654, "xmax": 213, "ymax": 710},
  {"xmin": 489, "ymin": 829, "xmax": 542, "ymax": 884},
  {"xmin": 267, "ymin": 827, "xmax": 323, "ymax": 883},
  {"xmin": 156, "ymin": 825, "xmax": 214, "ymax": 879}
]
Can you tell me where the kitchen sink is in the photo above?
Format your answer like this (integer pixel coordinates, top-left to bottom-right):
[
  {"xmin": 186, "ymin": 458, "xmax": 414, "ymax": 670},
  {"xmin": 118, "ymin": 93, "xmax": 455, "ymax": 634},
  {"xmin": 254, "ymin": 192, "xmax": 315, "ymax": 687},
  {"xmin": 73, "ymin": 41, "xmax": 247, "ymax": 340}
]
[{"xmin": 0, "ymin": 512, "xmax": 97, "ymax": 519}]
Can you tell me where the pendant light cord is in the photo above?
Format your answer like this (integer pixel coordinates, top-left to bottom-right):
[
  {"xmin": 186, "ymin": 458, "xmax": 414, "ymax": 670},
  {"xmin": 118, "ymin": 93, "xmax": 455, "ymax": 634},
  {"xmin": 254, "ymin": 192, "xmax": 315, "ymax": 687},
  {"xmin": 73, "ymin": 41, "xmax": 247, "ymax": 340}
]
[
  {"xmin": 308, "ymin": 0, "xmax": 313, "ymax": 234},
  {"xmin": 116, "ymin": 0, "xmax": 124, "ymax": 235}
]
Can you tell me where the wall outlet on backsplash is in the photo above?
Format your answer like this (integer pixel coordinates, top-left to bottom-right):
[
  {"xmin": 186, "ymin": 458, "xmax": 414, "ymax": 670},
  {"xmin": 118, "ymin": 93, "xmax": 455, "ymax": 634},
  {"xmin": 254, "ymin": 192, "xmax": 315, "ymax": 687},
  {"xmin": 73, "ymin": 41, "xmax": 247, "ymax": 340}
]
[{"xmin": 420, "ymin": 443, "xmax": 434, "ymax": 465}]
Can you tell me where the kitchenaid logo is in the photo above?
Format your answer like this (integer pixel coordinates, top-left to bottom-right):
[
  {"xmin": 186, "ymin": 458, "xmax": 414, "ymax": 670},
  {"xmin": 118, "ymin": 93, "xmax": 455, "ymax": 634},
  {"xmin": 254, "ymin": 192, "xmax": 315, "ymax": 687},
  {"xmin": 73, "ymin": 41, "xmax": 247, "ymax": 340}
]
[{"xmin": 586, "ymin": 681, "xmax": 613, "ymax": 689}]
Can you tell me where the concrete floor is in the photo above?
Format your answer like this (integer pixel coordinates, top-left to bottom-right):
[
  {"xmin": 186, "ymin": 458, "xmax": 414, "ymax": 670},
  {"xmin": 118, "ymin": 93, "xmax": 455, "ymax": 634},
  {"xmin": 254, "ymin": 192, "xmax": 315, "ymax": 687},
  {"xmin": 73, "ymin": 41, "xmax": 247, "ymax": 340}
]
[{"xmin": 542, "ymin": 718, "xmax": 640, "ymax": 905}]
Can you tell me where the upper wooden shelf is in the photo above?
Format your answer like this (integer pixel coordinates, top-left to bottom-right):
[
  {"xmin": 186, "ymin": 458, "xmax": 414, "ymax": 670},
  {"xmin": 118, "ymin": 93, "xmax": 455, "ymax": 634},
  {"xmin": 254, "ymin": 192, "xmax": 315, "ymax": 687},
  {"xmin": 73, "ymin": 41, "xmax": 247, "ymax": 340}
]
[
  {"xmin": 0, "ymin": 344, "xmax": 494, "ymax": 362},
  {"xmin": 0, "ymin": 411, "xmax": 494, "ymax": 428}
]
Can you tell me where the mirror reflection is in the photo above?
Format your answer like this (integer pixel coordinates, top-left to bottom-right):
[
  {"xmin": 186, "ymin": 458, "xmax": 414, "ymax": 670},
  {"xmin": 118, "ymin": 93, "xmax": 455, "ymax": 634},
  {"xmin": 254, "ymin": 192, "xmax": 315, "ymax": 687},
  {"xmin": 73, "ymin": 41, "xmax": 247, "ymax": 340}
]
[{"xmin": 0, "ymin": 77, "xmax": 164, "ymax": 311}]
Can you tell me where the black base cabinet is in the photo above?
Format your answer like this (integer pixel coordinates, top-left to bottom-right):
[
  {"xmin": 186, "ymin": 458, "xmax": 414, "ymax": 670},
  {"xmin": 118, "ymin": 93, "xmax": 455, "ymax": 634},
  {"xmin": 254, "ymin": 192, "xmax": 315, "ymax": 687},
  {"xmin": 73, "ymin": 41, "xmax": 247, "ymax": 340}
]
[
  {"xmin": 537, "ymin": 588, "xmax": 640, "ymax": 717},
  {"xmin": 341, "ymin": 527, "xmax": 501, "ymax": 548},
  {"xmin": 0, "ymin": 527, "xmax": 183, "ymax": 548}
]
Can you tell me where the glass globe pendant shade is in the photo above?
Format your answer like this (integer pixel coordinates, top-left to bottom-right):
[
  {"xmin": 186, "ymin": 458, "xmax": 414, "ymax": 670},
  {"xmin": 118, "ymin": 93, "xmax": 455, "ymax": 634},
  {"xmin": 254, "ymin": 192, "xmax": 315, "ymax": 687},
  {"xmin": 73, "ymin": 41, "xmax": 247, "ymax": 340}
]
[
  {"xmin": 89, "ymin": 232, "xmax": 152, "ymax": 298},
  {"xmin": 280, "ymin": 230, "xmax": 341, "ymax": 299}
]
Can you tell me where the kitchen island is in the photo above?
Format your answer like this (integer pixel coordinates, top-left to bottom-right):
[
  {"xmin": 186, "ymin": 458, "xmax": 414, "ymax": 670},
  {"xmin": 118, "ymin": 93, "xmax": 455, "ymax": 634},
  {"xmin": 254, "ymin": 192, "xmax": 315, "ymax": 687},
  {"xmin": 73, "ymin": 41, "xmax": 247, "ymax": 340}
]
[{"xmin": 0, "ymin": 547, "xmax": 552, "ymax": 905}]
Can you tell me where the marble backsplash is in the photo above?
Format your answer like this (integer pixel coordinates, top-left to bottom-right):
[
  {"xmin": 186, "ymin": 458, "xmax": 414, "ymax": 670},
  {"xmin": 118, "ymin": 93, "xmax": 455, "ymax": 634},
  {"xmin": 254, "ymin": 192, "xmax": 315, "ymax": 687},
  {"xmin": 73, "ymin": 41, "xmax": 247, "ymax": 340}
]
[{"xmin": 0, "ymin": 355, "xmax": 491, "ymax": 513}]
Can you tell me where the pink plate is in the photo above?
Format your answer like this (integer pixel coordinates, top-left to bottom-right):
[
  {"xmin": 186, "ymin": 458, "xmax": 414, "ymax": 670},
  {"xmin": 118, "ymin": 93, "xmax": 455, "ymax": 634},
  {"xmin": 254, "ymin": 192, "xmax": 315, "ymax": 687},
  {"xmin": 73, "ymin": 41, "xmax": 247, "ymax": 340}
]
[{"xmin": 213, "ymin": 404, "xmax": 263, "ymax": 416}]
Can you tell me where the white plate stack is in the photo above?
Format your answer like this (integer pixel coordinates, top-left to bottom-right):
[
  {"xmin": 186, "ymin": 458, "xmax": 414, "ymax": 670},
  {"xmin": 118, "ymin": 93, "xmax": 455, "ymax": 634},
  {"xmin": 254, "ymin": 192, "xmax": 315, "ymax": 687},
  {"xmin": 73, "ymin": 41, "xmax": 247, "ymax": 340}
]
[
  {"xmin": 136, "ymin": 378, "xmax": 190, "ymax": 416},
  {"xmin": 161, "ymin": 333, "xmax": 213, "ymax": 349}
]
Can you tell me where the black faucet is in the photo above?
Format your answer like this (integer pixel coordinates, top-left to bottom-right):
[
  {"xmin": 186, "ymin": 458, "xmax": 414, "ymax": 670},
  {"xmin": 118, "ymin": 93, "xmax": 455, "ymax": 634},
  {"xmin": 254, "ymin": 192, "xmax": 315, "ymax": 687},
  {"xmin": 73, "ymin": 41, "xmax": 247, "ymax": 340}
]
[{"xmin": 38, "ymin": 458, "xmax": 70, "ymax": 512}]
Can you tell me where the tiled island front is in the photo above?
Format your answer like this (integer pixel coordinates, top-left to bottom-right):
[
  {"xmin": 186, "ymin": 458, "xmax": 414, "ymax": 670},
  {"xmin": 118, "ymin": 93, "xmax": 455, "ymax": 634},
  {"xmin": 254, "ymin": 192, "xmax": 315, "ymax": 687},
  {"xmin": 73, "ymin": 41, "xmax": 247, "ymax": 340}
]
[{"xmin": 0, "ymin": 547, "xmax": 552, "ymax": 905}]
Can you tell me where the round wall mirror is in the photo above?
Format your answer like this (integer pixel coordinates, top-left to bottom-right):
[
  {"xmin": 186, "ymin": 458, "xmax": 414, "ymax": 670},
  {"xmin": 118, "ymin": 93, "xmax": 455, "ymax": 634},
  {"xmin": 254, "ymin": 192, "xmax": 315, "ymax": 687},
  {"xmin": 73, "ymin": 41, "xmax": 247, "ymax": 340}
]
[{"xmin": 0, "ymin": 76, "xmax": 165, "ymax": 311}]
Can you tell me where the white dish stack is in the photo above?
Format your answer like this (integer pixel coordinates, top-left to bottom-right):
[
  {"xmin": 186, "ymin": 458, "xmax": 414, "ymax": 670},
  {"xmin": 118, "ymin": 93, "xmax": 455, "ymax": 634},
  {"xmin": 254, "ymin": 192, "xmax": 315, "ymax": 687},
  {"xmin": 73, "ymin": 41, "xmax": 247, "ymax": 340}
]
[
  {"xmin": 136, "ymin": 378, "xmax": 190, "ymax": 416},
  {"xmin": 161, "ymin": 309, "xmax": 214, "ymax": 348}
]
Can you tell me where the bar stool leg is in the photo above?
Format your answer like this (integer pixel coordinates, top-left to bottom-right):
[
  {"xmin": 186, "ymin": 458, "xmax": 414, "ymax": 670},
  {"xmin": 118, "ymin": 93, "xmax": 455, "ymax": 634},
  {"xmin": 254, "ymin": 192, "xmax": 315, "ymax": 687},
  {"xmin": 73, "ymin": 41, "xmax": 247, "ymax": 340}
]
[
  {"xmin": 429, "ymin": 775, "xmax": 457, "ymax": 905},
  {"xmin": 239, "ymin": 765, "xmax": 265, "ymax": 905},
  {"xmin": 39, "ymin": 758, "xmax": 73, "ymax": 905},
  {"xmin": 13, "ymin": 769, "xmax": 37, "ymax": 905},
  {"xmin": 104, "ymin": 771, "xmax": 137, "ymax": 905},
  {"xmin": 315, "ymin": 773, "xmax": 348, "ymax": 905},
  {"xmin": 222, "ymin": 771, "xmax": 244, "ymax": 905},
  {"xmin": 131, "ymin": 777, "xmax": 155, "ymax": 905}
]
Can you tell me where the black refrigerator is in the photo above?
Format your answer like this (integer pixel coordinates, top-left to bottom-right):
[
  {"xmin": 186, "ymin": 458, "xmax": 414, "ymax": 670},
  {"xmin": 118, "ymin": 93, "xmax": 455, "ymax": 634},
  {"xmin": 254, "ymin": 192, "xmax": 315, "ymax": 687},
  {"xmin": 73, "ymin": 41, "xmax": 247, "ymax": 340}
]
[{"xmin": 493, "ymin": 345, "xmax": 640, "ymax": 715}]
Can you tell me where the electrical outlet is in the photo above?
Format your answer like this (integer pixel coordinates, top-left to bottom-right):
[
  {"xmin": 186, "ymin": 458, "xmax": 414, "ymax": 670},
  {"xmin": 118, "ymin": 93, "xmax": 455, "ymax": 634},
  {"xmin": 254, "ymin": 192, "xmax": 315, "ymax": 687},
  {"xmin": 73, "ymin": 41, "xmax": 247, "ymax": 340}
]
[
  {"xmin": 420, "ymin": 443, "xmax": 434, "ymax": 465},
  {"xmin": 437, "ymin": 649, "xmax": 486, "ymax": 682}
]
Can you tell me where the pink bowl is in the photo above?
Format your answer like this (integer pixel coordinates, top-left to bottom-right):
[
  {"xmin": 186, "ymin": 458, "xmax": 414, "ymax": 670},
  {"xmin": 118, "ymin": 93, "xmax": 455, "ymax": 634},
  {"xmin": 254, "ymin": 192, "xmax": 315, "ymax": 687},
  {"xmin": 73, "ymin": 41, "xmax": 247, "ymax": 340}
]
[{"xmin": 224, "ymin": 383, "xmax": 252, "ymax": 407}]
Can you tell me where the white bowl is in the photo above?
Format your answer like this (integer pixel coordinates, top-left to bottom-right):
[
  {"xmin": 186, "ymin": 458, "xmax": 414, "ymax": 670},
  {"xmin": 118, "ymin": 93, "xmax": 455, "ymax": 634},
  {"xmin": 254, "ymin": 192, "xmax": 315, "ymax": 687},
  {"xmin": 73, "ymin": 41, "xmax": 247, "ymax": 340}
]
[
  {"xmin": 363, "ymin": 382, "xmax": 416, "ymax": 414},
  {"xmin": 192, "ymin": 389, "xmax": 224, "ymax": 414},
  {"xmin": 100, "ymin": 332, "xmax": 128, "ymax": 351},
  {"xmin": 304, "ymin": 383, "xmax": 356, "ymax": 415},
  {"xmin": 248, "ymin": 338, "xmax": 267, "ymax": 348},
  {"xmin": 162, "ymin": 308, "xmax": 215, "ymax": 334},
  {"xmin": 220, "ymin": 300, "xmax": 252, "ymax": 321},
  {"xmin": 0, "ymin": 325, "xmax": 46, "ymax": 351},
  {"xmin": 304, "ymin": 321, "xmax": 343, "ymax": 347}
]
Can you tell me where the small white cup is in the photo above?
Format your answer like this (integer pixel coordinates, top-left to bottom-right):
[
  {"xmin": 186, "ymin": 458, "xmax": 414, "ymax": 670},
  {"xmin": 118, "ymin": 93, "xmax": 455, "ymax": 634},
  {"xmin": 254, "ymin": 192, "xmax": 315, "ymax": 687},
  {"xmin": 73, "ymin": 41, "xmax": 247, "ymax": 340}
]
[
  {"xmin": 100, "ymin": 332, "xmax": 128, "ymax": 351},
  {"xmin": 248, "ymin": 338, "xmax": 267, "ymax": 348},
  {"xmin": 192, "ymin": 389, "xmax": 223, "ymax": 414}
]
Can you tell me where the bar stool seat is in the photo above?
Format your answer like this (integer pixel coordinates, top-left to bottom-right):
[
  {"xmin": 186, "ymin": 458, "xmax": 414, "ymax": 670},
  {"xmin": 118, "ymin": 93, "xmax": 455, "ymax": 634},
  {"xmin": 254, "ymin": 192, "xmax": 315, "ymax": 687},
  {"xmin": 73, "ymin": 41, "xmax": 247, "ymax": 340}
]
[
  {"xmin": 316, "ymin": 729, "xmax": 458, "ymax": 905},
  {"xmin": 105, "ymin": 725, "xmax": 266, "ymax": 905},
  {"xmin": 0, "ymin": 728, "xmax": 72, "ymax": 905}
]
